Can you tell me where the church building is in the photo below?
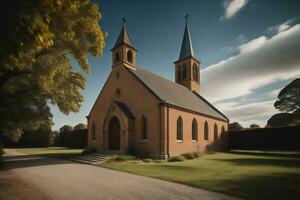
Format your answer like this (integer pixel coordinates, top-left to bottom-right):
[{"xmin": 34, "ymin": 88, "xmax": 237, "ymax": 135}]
[{"xmin": 87, "ymin": 18, "xmax": 229, "ymax": 159}]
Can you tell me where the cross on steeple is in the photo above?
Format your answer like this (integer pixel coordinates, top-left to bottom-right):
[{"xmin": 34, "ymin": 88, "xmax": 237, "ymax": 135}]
[
  {"xmin": 121, "ymin": 17, "xmax": 126, "ymax": 25},
  {"xmin": 185, "ymin": 14, "xmax": 189, "ymax": 23}
]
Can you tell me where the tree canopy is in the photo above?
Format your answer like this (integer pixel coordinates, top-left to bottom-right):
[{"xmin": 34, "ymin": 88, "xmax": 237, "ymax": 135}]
[
  {"xmin": 0, "ymin": 0, "xmax": 106, "ymax": 141},
  {"xmin": 250, "ymin": 124, "xmax": 260, "ymax": 129},
  {"xmin": 274, "ymin": 78, "xmax": 300, "ymax": 114},
  {"xmin": 229, "ymin": 122, "xmax": 243, "ymax": 131},
  {"xmin": 74, "ymin": 123, "xmax": 87, "ymax": 130},
  {"xmin": 267, "ymin": 113, "xmax": 300, "ymax": 127}
]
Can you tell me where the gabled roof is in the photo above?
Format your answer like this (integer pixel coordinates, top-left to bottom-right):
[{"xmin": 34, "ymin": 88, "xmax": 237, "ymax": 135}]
[
  {"xmin": 128, "ymin": 67, "xmax": 228, "ymax": 122},
  {"xmin": 113, "ymin": 24, "xmax": 133, "ymax": 49},
  {"xmin": 178, "ymin": 21, "xmax": 194, "ymax": 60}
]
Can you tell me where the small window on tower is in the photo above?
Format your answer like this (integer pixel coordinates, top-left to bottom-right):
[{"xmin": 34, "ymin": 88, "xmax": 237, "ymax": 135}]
[
  {"xmin": 127, "ymin": 50, "xmax": 133, "ymax": 63},
  {"xmin": 115, "ymin": 52, "xmax": 120, "ymax": 63},
  {"xmin": 182, "ymin": 64, "xmax": 187, "ymax": 80},
  {"xmin": 193, "ymin": 64, "xmax": 198, "ymax": 81},
  {"xmin": 177, "ymin": 66, "xmax": 181, "ymax": 81}
]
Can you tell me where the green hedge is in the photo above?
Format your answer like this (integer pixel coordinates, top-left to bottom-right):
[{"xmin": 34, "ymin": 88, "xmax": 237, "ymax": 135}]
[
  {"xmin": 64, "ymin": 129, "xmax": 87, "ymax": 148},
  {"xmin": 229, "ymin": 125, "xmax": 300, "ymax": 150}
]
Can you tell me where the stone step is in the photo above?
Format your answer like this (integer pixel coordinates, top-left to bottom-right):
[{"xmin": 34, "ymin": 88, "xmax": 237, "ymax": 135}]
[
  {"xmin": 70, "ymin": 153, "xmax": 117, "ymax": 165},
  {"xmin": 70, "ymin": 159, "xmax": 100, "ymax": 165},
  {"xmin": 74, "ymin": 157, "xmax": 108, "ymax": 163},
  {"xmin": 76, "ymin": 155, "xmax": 111, "ymax": 160}
]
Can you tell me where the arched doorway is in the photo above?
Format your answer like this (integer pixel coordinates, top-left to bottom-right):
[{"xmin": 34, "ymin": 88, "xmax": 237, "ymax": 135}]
[{"xmin": 108, "ymin": 116, "xmax": 120, "ymax": 150}]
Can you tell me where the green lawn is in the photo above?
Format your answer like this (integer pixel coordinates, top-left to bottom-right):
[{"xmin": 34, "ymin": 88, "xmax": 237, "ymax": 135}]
[
  {"xmin": 101, "ymin": 151, "xmax": 300, "ymax": 200},
  {"xmin": 16, "ymin": 147, "xmax": 82, "ymax": 159}
]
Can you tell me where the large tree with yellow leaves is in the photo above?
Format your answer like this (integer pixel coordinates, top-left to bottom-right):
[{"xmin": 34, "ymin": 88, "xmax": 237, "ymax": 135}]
[{"xmin": 0, "ymin": 0, "xmax": 106, "ymax": 141}]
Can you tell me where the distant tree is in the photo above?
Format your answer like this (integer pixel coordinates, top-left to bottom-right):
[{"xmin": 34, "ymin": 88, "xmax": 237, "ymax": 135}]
[
  {"xmin": 74, "ymin": 123, "xmax": 87, "ymax": 130},
  {"xmin": 267, "ymin": 113, "xmax": 300, "ymax": 127},
  {"xmin": 59, "ymin": 125, "xmax": 73, "ymax": 134},
  {"xmin": 274, "ymin": 78, "xmax": 300, "ymax": 114},
  {"xmin": 250, "ymin": 124, "xmax": 260, "ymax": 129},
  {"xmin": 58, "ymin": 125, "xmax": 73, "ymax": 146},
  {"xmin": 229, "ymin": 122, "xmax": 243, "ymax": 131},
  {"xmin": 0, "ymin": 0, "xmax": 106, "ymax": 141},
  {"xmin": 268, "ymin": 79, "xmax": 300, "ymax": 127},
  {"xmin": 20, "ymin": 123, "xmax": 53, "ymax": 147},
  {"xmin": 52, "ymin": 130, "xmax": 60, "ymax": 146}
]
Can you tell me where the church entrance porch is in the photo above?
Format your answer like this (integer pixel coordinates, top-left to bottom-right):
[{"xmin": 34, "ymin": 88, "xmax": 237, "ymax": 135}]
[
  {"xmin": 103, "ymin": 101, "xmax": 135, "ymax": 152},
  {"xmin": 108, "ymin": 116, "xmax": 120, "ymax": 150}
]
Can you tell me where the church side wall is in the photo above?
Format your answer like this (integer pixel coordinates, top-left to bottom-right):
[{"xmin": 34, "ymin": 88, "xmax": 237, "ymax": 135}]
[
  {"xmin": 167, "ymin": 106, "xmax": 228, "ymax": 156},
  {"xmin": 88, "ymin": 65, "xmax": 162, "ymax": 157}
]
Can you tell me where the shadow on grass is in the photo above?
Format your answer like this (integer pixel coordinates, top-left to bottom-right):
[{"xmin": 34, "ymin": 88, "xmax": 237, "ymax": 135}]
[
  {"xmin": 229, "ymin": 150, "xmax": 300, "ymax": 158},
  {"xmin": 187, "ymin": 172, "xmax": 300, "ymax": 200},
  {"xmin": 212, "ymin": 157, "xmax": 300, "ymax": 168}
]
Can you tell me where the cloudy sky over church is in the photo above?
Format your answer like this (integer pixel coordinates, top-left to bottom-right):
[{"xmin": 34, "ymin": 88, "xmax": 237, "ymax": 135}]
[{"xmin": 51, "ymin": 0, "xmax": 300, "ymax": 130}]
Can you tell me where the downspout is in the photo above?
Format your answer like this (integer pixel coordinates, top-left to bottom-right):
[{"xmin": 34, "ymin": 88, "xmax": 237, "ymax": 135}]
[{"xmin": 167, "ymin": 105, "xmax": 170, "ymax": 158}]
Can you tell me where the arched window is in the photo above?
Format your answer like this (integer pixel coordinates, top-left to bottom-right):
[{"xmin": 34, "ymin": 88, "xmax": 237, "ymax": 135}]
[
  {"xmin": 193, "ymin": 64, "xmax": 198, "ymax": 81},
  {"xmin": 221, "ymin": 126, "xmax": 225, "ymax": 134},
  {"xmin": 204, "ymin": 121, "xmax": 209, "ymax": 141},
  {"xmin": 141, "ymin": 115, "xmax": 148, "ymax": 140},
  {"xmin": 115, "ymin": 52, "xmax": 120, "ymax": 63},
  {"xmin": 177, "ymin": 116, "xmax": 183, "ymax": 140},
  {"xmin": 127, "ymin": 50, "xmax": 133, "ymax": 63},
  {"xmin": 214, "ymin": 124, "xmax": 218, "ymax": 142},
  {"xmin": 92, "ymin": 123, "xmax": 96, "ymax": 141},
  {"xmin": 182, "ymin": 64, "xmax": 187, "ymax": 80},
  {"xmin": 177, "ymin": 66, "xmax": 181, "ymax": 81},
  {"xmin": 221, "ymin": 125, "xmax": 225, "ymax": 141},
  {"xmin": 192, "ymin": 119, "xmax": 198, "ymax": 141}
]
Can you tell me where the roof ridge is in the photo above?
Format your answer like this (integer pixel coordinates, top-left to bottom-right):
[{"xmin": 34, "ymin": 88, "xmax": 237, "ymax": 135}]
[{"xmin": 128, "ymin": 67, "xmax": 229, "ymax": 122}]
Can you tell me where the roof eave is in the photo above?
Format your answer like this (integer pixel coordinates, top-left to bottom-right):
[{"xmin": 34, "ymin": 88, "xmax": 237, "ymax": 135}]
[
  {"xmin": 110, "ymin": 43, "xmax": 138, "ymax": 51},
  {"xmin": 174, "ymin": 55, "xmax": 201, "ymax": 64}
]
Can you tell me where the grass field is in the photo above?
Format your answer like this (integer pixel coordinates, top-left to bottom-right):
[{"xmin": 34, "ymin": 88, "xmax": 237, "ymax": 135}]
[
  {"xmin": 16, "ymin": 147, "xmax": 82, "ymax": 159},
  {"xmin": 101, "ymin": 151, "xmax": 300, "ymax": 200}
]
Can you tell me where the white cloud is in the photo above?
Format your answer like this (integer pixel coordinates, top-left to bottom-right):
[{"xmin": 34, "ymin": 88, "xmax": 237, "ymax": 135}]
[
  {"xmin": 222, "ymin": 0, "xmax": 248, "ymax": 20},
  {"xmin": 217, "ymin": 100, "xmax": 277, "ymax": 127},
  {"xmin": 202, "ymin": 23, "xmax": 300, "ymax": 102},
  {"xmin": 202, "ymin": 21, "xmax": 300, "ymax": 126},
  {"xmin": 239, "ymin": 36, "xmax": 266, "ymax": 53},
  {"xmin": 219, "ymin": 100, "xmax": 276, "ymax": 120}
]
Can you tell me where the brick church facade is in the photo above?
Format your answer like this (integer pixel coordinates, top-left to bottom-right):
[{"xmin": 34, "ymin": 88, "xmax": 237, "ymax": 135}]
[{"xmin": 87, "ymin": 19, "xmax": 229, "ymax": 159}]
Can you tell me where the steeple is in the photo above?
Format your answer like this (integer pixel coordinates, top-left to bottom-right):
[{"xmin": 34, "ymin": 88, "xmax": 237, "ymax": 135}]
[
  {"xmin": 111, "ymin": 17, "xmax": 137, "ymax": 69},
  {"xmin": 178, "ymin": 14, "xmax": 194, "ymax": 60},
  {"xmin": 175, "ymin": 15, "xmax": 201, "ymax": 94},
  {"xmin": 113, "ymin": 17, "xmax": 133, "ymax": 49}
]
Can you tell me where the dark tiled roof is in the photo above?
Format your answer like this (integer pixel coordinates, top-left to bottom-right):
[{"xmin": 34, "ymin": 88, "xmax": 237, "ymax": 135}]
[
  {"xmin": 128, "ymin": 67, "xmax": 228, "ymax": 121},
  {"xmin": 115, "ymin": 101, "xmax": 135, "ymax": 119},
  {"xmin": 178, "ymin": 22, "xmax": 194, "ymax": 60},
  {"xmin": 113, "ymin": 24, "xmax": 133, "ymax": 49}
]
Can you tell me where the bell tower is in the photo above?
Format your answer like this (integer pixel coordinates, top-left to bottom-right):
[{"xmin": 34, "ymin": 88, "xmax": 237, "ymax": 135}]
[
  {"xmin": 174, "ymin": 15, "xmax": 200, "ymax": 93},
  {"xmin": 111, "ymin": 17, "xmax": 137, "ymax": 70}
]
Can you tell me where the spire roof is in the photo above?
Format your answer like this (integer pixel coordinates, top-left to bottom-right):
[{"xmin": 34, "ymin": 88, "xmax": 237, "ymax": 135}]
[
  {"xmin": 178, "ymin": 16, "xmax": 194, "ymax": 60},
  {"xmin": 113, "ymin": 20, "xmax": 133, "ymax": 49}
]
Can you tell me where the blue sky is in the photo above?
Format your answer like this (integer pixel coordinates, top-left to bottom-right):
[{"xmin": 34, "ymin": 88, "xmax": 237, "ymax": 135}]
[{"xmin": 51, "ymin": 0, "xmax": 300, "ymax": 130}]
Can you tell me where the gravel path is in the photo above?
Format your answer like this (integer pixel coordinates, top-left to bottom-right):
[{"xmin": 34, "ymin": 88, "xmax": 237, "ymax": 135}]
[{"xmin": 3, "ymin": 149, "xmax": 240, "ymax": 200}]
